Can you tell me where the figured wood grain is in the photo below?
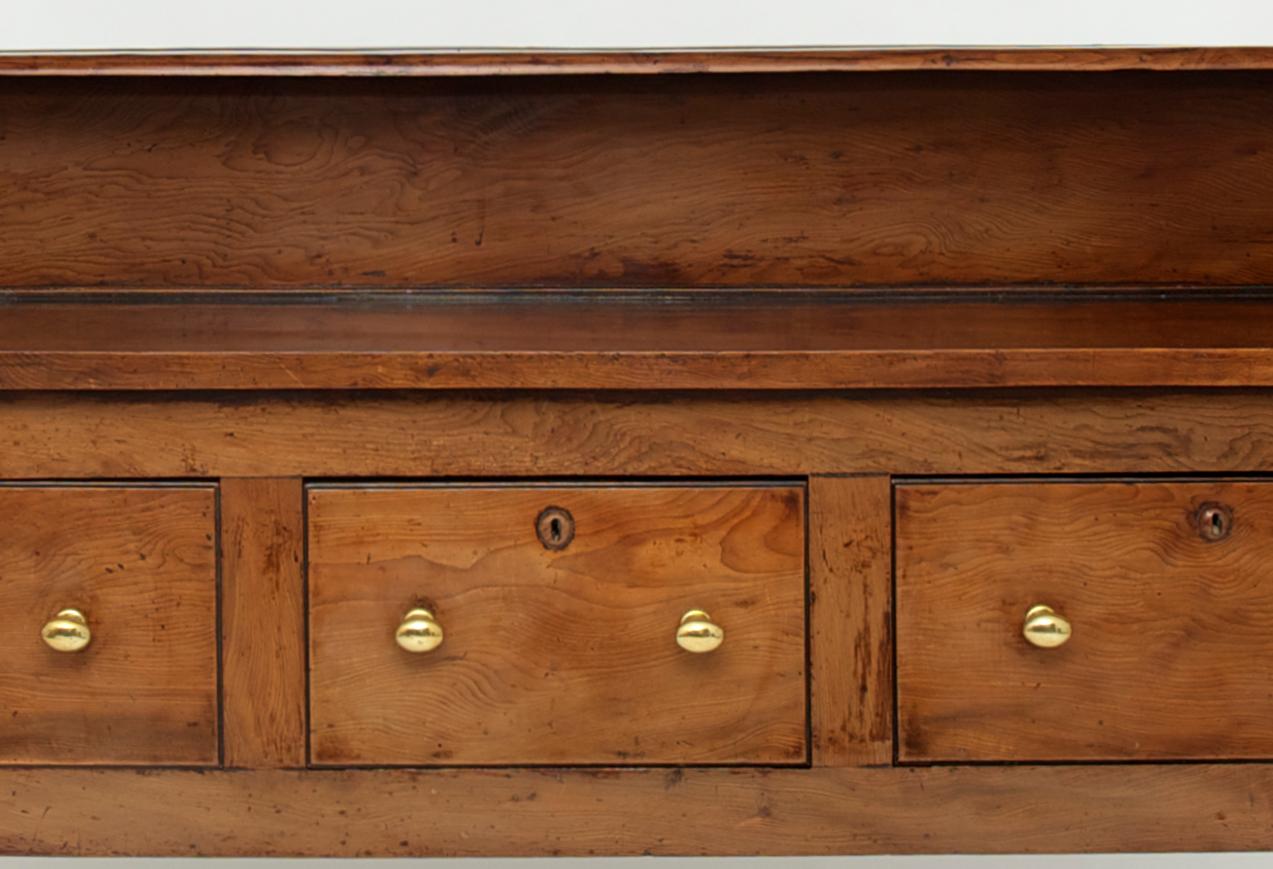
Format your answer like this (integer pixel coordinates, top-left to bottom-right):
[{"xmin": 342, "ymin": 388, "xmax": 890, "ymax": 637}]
[
  {"xmin": 220, "ymin": 478, "xmax": 305, "ymax": 769},
  {"xmin": 307, "ymin": 485, "xmax": 806, "ymax": 766},
  {"xmin": 5, "ymin": 46, "xmax": 1273, "ymax": 860},
  {"xmin": 4, "ymin": 764, "xmax": 1273, "ymax": 856},
  {"xmin": 809, "ymin": 476, "xmax": 892, "ymax": 767},
  {"xmin": 10, "ymin": 297, "xmax": 1273, "ymax": 389},
  {"xmin": 897, "ymin": 480, "xmax": 1273, "ymax": 762},
  {"xmin": 4, "ymin": 72, "xmax": 1273, "ymax": 289},
  {"xmin": 0, "ymin": 486, "xmax": 218, "ymax": 765},
  {"xmin": 3, "ymin": 48, "xmax": 1273, "ymax": 76},
  {"xmin": 4, "ymin": 392, "xmax": 1273, "ymax": 480}
]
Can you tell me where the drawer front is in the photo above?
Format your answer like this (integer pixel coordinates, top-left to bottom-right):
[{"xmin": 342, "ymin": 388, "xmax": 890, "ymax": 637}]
[
  {"xmin": 307, "ymin": 484, "xmax": 806, "ymax": 766},
  {"xmin": 896, "ymin": 480, "xmax": 1273, "ymax": 763},
  {"xmin": 0, "ymin": 486, "xmax": 218, "ymax": 766}
]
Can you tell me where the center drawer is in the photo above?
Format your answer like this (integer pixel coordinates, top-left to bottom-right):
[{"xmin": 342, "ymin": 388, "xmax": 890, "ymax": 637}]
[
  {"xmin": 896, "ymin": 480, "xmax": 1273, "ymax": 763},
  {"xmin": 306, "ymin": 483, "xmax": 807, "ymax": 766}
]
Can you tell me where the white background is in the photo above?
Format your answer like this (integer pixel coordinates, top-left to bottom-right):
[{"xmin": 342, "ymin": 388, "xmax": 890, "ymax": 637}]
[
  {"xmin": 3, "ymin": 1, "xmax": 1272, "ymax": 867},
  {"xmin": 5, "ymin": 0, "xmax": 1273, "ymax": 49}
]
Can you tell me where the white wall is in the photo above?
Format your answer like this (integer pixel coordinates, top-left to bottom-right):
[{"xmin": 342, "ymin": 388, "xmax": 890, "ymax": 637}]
[
  {"xmin": 3, "ymin": 1, "xmax": 1272, "ymax": 867},
  {"xmin": 6, "ymin": 0, "xmax": 1273, "ymax": 49}
]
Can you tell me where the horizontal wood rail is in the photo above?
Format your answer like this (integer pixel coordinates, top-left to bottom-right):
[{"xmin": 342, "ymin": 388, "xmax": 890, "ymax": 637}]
[
  {"xmin": 3, "ymin": 47, "xmax": 1273, "ymax": 77},
  {"xmin": 4, "ymin": 765, "xmax": 1273, "ymax": 856},
  {"xmin": 4, "ymin": 296, "xmax": 1273, "ymax": 390}
]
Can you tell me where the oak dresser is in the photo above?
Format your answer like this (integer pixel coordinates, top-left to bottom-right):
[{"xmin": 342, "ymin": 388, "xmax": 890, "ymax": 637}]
[{"xmin": 4, "ymin": 46, "xmax": 1273, "ymax": 857}]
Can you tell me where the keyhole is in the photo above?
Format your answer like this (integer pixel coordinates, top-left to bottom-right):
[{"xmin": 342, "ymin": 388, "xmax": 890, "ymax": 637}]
[
  {"xmin": 1196, "ymin": 503, "xmax": 1233, "ymax": 542},
  {"xmin": 535, "ymin": 506, "xmax": 575, "ymax": 551}
]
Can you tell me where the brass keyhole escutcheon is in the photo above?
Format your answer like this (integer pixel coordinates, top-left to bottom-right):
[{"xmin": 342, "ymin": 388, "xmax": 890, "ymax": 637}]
[
  {"xmin": 535, "ymin": 506, "xmax": 575, "ymax": 551},
  {"xmin": 1196, "ymin": 503, "xmax": 1233, "ymax": 542}
]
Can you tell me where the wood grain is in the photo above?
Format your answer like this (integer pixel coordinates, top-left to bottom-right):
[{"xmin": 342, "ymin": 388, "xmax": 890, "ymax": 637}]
[
  {"xmin": 4, "ymin": 72, "xmax": 1273, "ymax": 289},
  {"xmin": 11, "ymin": 297, "xmax": 1273, "ymax": 389},
  {"xmin": 220, "ymin": 478, "xmax": 305, "ymax": 769},
  {"xmin": 809, "ymin": 476, "xmax": 892, "ymax": 767},
  {"xmin": 5, "ymin": 764, "xmax": 1273, "ymax": 856},
  {"xmin": 7, "ymin": 43, "xmax": 1273, "ymax": 859},
  {"xmin": 5, "ymin": 392, "xmax": 1273, "ymax": 480},
  {"xmin": 307, "ymin": 485, "xmax": 806, "ymax": 766},
  {"xmin": 0, "ymin": 486, "xmax": 218, "ymax": 765},
  {"xmin": 897, "ymin": 480, "xmax": 1273, "ymax": 762},
  {"xmin": 3, "ymin": 48, "xmax": 1273, "ymax": 76}
]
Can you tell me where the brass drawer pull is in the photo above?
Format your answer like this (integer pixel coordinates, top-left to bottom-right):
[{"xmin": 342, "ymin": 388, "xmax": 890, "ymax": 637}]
[
  {"xmin": 395, "ymin": 607, "xmax": 444, "ymax": 653},
  {"xmin": 41, "ymin": 608, "xmax": 92, "ymax": 653},
  {"xmin": 676, "ymin": 609, "xmax": 724, "ymax": 654},
  {"xmin": 1022, "ymin": 604, "xmax": 1072, "ymax": 649}
]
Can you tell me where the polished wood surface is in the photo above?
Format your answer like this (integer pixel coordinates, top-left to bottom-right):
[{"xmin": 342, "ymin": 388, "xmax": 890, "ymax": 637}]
[
  {"xmin": 8, "ymin": 48, "xmax": 1273, "ymax": 856},
  {"xmin": 11, "ymin": 297, "xmax": 1273, "ymax": 389},
  {"xmin": 220, "ymin": 479, "xmax": 306, "ymax": 769},
  {"xmin": 0, "ymin": 486, "xmax": 218, "ymax": 766},
  {"xmin": 809, "ymin": 476, "xmax": 892, "ymax": 767},
  {"xmin": 22, "ymin": 297, "xmax": 1273, "ymax": 350},
  {"xmin": 4, "ymin": 72, "xmax": 1273, "ymax": 291},
  {"xmin": 897, "ymin": 480, "xmax": 1273, "ymax": 762},
  {"xmin": 4, "ymin": 764, "xmax": 1273, "ymax": 856},
  {"xmin": 5, "ymin": 392, "xmax": 1273, "ymax": 480},
  {"xmin": 308, "ymin": 485, "xmax": 806, "ymax": 766},
  {"xmin": 3, "ymin": 47, "xmax": 1273, "ymax": 76}
]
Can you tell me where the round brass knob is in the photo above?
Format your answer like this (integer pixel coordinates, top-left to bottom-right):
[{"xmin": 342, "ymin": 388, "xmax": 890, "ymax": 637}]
[
  {"xmin": 676, "ymin": 609, "xmax": 724, "ymax": 654},
  {"xmin": 395, "ymin": 607, "xmax": 443, "ymax": 653},
  {"xmin": 1023, "ymin": 604, "xmax": 1072, "ymax": 649},
  {"xmin": 41, "ymin": 608, "xmax": 91, "ymax": 653}
]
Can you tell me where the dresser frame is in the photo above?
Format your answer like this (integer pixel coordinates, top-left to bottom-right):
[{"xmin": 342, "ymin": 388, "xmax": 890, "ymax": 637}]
[{"xmin": 4, "ymin": 47, "xmax": 1273, "ymax": 856}]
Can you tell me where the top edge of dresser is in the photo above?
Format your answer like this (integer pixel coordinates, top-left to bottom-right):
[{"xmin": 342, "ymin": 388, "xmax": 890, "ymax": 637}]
[{"xmin": 2, "ymin": 47, "xmax": 1273, "ymax": 76}]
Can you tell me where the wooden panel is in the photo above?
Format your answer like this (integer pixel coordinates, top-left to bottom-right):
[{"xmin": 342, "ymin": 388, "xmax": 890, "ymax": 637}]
[
  {"xmin": 220, "ymin": 478, "xmax": 305, "ymax": 768},
  {"xmin": 5, "ymin": 47, "xmax": 1273, "ymax": 76},
  {"xmin": 5, "ymin": 764, "xmax": 1273, "ymax": 856},
  {"xmin": 22, "ymin": 297, "xmax": 1273, "ymax": 352},
  {"xmin": 307, "ymin": 485, "xmax": 806, "ymax": 766},
  {"xmin": 11, "ymin": 297, "xmax": 1273, "ymax": 389},
  {"xmin": 0, "ymin": 486, "xmax": 218, "ymax": 765},
  {"xmin": 6, "ymin": 392, "xmax": 1273, "ymax": 480},
  {"xmin": 897, "ymin": 480, "xmax": 1273, "ymax": 762},
  {"xmin": 809, "ymin": 476, "xmax": 892, "ymax": 766},
  {"xmin": 3, "ymin": 72, "xmax": 1273, "ymax": 290}
]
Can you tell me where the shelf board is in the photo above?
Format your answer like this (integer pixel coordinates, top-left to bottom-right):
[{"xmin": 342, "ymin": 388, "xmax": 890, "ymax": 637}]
[
  {"xmin": 3, "ymin": 296, "xmax": 1273, "ymax": 391},
  {"xmin": 2, "ymin": 47, "xmax": 1273, "ymax": 77}
]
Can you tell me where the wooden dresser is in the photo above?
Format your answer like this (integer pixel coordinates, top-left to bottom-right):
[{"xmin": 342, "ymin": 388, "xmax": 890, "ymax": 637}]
[{"xmin": 5, "ymin": 46, "xmax": 1273, "ymax": 857}]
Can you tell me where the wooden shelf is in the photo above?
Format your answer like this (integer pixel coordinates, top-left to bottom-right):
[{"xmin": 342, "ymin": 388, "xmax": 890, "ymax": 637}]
[
  {"xmin": 2, "ymin": 48, "xmax": 1273, "ymax": 77},
  {"xmin": 4, "ymin": 296, "xmax": 1273, "ymax": 390}
]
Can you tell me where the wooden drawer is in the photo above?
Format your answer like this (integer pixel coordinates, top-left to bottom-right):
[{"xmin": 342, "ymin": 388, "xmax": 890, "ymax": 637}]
[
  {"xmin": 0, "ymin": 485, "xmax": 218, "ymax": 766},
  {"xmin": 307, "ymin": 484, "xmax": 806, "ymax": 766},
  {"xmin": 896, "ymin": 480, "xmax": 1273, "ymax": 763}
]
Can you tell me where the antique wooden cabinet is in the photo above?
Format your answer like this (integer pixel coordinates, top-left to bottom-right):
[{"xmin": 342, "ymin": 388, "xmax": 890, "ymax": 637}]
[{"xmin": 5, "ymin": 46, "xmax": 1273, "ymax": 857}]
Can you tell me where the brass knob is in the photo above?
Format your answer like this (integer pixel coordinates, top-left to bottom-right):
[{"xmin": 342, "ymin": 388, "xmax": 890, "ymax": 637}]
[
  {"xmin": 1023, "ymin": 604, "xmax": 1072, "ymax": 649},
  {"xmin": 395, "ymin": 607, "xmax": 443, "ymax": 653},
  {"xmin": 676, "ymin": 609, "xmax": 724, "ymax": 654},
  {"xmin": 41, "ymin": 608, "xmax": 91, "ymax": 653}
]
